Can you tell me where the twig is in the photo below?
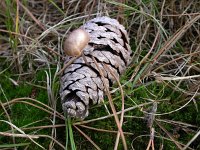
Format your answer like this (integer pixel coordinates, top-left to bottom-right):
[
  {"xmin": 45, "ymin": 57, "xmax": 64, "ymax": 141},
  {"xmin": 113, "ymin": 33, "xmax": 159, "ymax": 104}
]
[
  {"xmin": 92, "ymin": 56, "xmax": 127, "ymax": 150},
  {"xmin": 0, "ymin": 132, "xmax": 39, "ymax": 139},
  {"xmin": 74, "ymin": 102, "xmax": 153, "ymax": 125},
  {"xmin": 77, "ymin": 124, "xmax": 134, "ymax": 135},
  {"xmin": 73, "ymin": 125, "xmax": 101, "ymax": 150},
  {"xmin": 103, "ymin": 64, "xmax": 125, "ymax": 150}
]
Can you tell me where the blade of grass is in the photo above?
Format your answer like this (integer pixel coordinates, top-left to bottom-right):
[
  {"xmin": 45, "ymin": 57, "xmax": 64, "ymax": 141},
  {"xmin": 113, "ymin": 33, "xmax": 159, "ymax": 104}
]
[
  {"xmin": 48, "ymin": 0, "xmax": 65, "ymax": 15},
  {"xmin": 2, "ymin": 97, "xmax": 64, "ymax": 120},
  {"xmin": 152, "ymin": 14, "xmax": 200, "ymax": 64},
  {"xmin": 0, "ymin": 85, "xmax": 16, "ymax": 149},
  {"xmin": 78, "ymin": 124, "xmax": 134, "ymax": 135},
  {"xmin": 106, "ymin": 0, "xmax": 168, "ymax": 37},
  {"xmin": 74, "ymin": 102, "xmax": 153, "ymax": 125},
  {"xmin": 132, "ymin": 14, "xmax": 200, "ymax": 85},
  {"xmin": 18, "ymin": 1, "xmax": 46, "ymax": 30},
  {"xmin": 67, "ymin": 117, "xmax": 76, "ymax": 150},
  {"xmin": 92, "ymin": 56, "xmax": 127, "ymax": 150},
  {"xmin": 104, "ymin": 64, "xmax": 125, "ymax": 150},
  {"xmin": 65, "ymin": 117, "xmax": 69, "ymax": 150},
  {"xmin": 183, "ymin": 129, "xmax": 200, "ymax": 150},
  {"xmin": 0, "ymin": 143, "xmax": 30, "ymax": 148},
  {"xmin": 155, "ymin": 120, "xmax": 183, "ymax": 149},
  {"xmin": 73, "ymin": 125, "xmax": 101, "ymax": 150},
  {"xmin": 15, "ymin": 0, "xmax": 19, "ymax": 34},
  {"xmin": 0, "ymin": 120, "xmax": 45, "ymax": 149}
]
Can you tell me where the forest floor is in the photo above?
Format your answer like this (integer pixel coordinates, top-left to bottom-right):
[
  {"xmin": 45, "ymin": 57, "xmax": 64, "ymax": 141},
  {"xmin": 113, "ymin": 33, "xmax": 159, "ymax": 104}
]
[{"xmin": 0, "ymin": 0, "xmax": 200, "ymax": 150}]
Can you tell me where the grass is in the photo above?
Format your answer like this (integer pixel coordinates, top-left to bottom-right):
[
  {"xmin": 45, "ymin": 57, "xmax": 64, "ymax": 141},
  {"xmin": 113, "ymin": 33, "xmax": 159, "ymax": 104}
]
[{"xmin": 0, "ymin": 0, "xmax": 200, "ymax": 149}]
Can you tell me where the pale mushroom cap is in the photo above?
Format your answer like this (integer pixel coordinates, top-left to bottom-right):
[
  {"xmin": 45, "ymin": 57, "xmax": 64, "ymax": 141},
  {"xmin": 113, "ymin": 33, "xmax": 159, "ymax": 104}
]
[{"xmin": 64, "ymin": 29, "xmax": 90, "ymax": 56}]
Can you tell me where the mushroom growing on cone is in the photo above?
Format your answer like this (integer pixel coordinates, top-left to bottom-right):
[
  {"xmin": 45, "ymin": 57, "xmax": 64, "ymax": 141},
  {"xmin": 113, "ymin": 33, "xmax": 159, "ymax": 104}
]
[
  {"xmin": 64, "ymin": 29, "xmax": 90, "ymax": 57},
  {"xmin": 60, "ymin": 16, "xmax": 132, "ymax": 119}
]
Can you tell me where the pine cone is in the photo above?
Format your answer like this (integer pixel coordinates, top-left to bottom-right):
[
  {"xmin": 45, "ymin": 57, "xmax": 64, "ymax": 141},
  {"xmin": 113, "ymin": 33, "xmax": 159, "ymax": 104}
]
[{"xmin": 60, "ymin": 16, "xmax": 132, "ymax": 119}]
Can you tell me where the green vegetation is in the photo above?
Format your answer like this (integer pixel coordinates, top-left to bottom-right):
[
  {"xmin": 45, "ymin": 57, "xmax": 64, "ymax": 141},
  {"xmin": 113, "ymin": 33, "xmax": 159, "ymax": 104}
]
[{"xmin": 0, "ymin": 0, "xmax": 200, "ymax": 150}]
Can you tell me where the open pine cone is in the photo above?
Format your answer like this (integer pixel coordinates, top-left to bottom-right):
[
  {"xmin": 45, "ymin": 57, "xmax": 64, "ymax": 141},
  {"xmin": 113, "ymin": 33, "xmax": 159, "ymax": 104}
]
[{"xmin": 60, "ymin": 16, "xmax": 132, "ymax": 119}]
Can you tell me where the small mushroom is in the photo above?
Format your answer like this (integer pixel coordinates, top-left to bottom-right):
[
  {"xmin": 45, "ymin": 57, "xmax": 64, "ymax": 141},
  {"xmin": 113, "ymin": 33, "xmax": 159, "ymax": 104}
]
[{"xmin": 64, "ymin": 29, "xmax": 90, "ymax": 56}]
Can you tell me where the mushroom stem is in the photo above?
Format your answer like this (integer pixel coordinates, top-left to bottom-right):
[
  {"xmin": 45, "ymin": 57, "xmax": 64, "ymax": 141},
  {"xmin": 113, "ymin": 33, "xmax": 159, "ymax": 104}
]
[
  {"xmin": 82, "ymin": 53, "xmax": 89, "ymax": 66},
  {"xmin": 56, "ymin": 56, "xmax": 79, "ymax": 76}
]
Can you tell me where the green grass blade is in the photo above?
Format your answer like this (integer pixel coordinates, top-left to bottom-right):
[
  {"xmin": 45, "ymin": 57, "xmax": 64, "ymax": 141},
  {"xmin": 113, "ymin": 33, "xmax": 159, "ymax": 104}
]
[
  {"xmin": 67, "ymin": 117, "xmax": 76, "ymax": 150},
  {"xmin": 65, "ymin": 114, "xmax": 69, "ymax": 150},
  {"xmin": 0, "ymin": 143, "xmax": 30, "ymax": 148},
  {"xmin": 48, "ymin": 0, "xmax": 65, "ymax": 15}
]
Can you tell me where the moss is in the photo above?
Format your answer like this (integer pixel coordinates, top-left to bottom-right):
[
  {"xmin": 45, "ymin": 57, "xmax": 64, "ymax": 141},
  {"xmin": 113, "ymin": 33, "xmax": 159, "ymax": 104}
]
[{"xmin": 0, "ymin": 69, "xmax": 52, "ymax": 149}]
